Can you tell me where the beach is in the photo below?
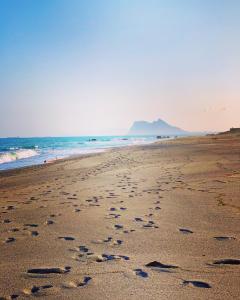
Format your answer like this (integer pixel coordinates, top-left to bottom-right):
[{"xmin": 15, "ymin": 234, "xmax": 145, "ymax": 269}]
[{"xmin": 0, "ymin": 133, "xmax": 240, "ymax": 299}]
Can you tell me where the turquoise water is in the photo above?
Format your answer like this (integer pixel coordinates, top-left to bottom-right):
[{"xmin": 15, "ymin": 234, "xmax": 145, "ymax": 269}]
[{"xmin": 0, "ymin": 136, "xmax": 157, "ymax": 170}]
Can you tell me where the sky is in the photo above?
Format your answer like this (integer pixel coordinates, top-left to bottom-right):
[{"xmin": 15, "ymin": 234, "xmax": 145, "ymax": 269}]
[{"xmin": 0, "ymin": 0, "xmax": 240, "ymax": 137}]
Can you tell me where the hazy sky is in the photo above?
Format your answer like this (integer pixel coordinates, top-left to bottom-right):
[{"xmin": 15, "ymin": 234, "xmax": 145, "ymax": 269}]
[{"xmin": 1, "ymin": 0, "xmax": 240, "ymax": 136}]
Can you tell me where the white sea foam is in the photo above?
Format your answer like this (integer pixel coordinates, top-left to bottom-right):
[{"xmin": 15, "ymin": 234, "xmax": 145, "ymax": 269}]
[{"xmin": 0, "ymin": 149, "xmax": 39, "ymax": 164}]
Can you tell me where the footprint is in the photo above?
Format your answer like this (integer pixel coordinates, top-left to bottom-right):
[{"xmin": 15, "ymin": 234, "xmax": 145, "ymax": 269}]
[
  {"xmin": 0, "ymin": 294, "xmax": 19, "ymax": 299},
  {"xmin": 24, "ymin": 224, "xmax": 38, "ymax": 227},
  {"xmin": 112, "ymin": 240, "xmax": 123, "ymax": 246},
  {"xmin": 27, "ymin": 266, "xmax": 71, "ymax": 274},
  {"xmin": 214, "ymin": 236, "xmax": 235, "ymax": 241},
  {"xmin": 9, "ymin": 228, "xmax": 20, "ymax": 232},
  {"xmin": 108, "ymin": 213, "xmax": 121, "ymax": 219},
  {"xmin": 146, "ymin": 213, "xmax": 153, "ymax": 217},
  {"xmin": 134, "ymin": 269, "xmax": 148, "ymax": 278},
  {"xmin": 45, "ymin": 220, "xmax": 55, "ymax": 225},
  {"xmin": 79, "ymin": 245, "xmax": 89, "ymax": 253},
  {"xmin": 114, "ymin": 224, "xmax": 123, "ymax": 230},
  {"xmin": 123, "ymin": 229, "xmax": 135, "ymax": 234},
  {"xmin": 91, "ymin": 237, "xmax": 122, "ymax": 246},
  {"xmin": 29, "ymin": 231, "xmax": 39, "ymax": 237},
  {"xmin": 58, "ymin": 236, "xmax": 75, "ymax": 241},
  {"xmin": 213, "ymin": 259, "xmax": 240, "ymax": 265},
  {"xmin": 101, "ymin": 254, "xmax": 129, "ymax": 261},
  {"xmin": 145, "ymin": 261, "xmax": 178, "ymax": 269},
  {"xmin": 23, "ymin": 284, "xmax": 53, "ymax": 295},
  {"xmin": 120, "ymin": 207, "xmax": 127, "ymax": 211},
  {"xmin": 73, "ymin": 252, "xmax": 129, "ymax": 263},
  {"xmin": 143, "ymin": 221, "xmax": 158, "ymax": 229},
  {"xmin": 4, "ymin": 237, "xmax": 15, "ymax": 243},
  {"xmin": 179, "ymin": 228, "xmax": 193, "ymax": 234},
  {"xmin": 103, "ymin": 237, "xmax": 112, "ymax": 242},
  {"xmin": 182, "ymin": 280, "xmax": 211, "ymax": 288},
  {"xmin": 134, "ymin": 217, "xmax": 143, "ymax": 222},
  {"xmin": 5, "ymin": 206, "xmax": 15, "ymax": 211},
  {"xmin": 2, "ymin": 219, "xmax": 11, "ymax": 224},
  {"xmin": 63, "ymin": 277, "xmax": 92, "ymax": 288}
]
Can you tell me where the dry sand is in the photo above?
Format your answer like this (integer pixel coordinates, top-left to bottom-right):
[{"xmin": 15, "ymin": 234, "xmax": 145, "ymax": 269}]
[{"xmin": 0, "ymin": 133, "xmax": 240, "ymax": 299}]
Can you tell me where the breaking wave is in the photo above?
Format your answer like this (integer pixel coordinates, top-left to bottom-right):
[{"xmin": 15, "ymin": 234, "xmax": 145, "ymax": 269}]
[{"xmin": 0, "ymin": 149, "xmax": 39, "ymax": 164}]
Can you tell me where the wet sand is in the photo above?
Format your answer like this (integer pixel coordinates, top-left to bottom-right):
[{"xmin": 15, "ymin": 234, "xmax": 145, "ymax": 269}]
[{"xmin": 0, "ymin": 133, "xmax": 240, "ymax": 299}]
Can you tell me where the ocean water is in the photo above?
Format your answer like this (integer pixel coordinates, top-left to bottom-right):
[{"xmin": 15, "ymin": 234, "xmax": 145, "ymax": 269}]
[{"xmin": 0, "ymin": 136, "xmax": 158, "ymax": 171}]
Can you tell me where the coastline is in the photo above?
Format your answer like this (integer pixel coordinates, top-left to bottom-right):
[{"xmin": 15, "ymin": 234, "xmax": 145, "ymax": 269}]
[
  {"xmin": 0, "ymin": 136, "xmax": 165, "ymax": 175},
  {"xmin": 0, "ymin": 134, "xmax": 240, "ymax": 299},
  {"xmin": 0, "ymin": 136, "xmax": 157, "ymax": 172}
]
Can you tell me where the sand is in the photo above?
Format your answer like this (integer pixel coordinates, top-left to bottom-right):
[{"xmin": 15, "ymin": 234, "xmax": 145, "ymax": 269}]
[{"xmin": 0, "ymin": 133, "xmax": 240, "ymax": 299}]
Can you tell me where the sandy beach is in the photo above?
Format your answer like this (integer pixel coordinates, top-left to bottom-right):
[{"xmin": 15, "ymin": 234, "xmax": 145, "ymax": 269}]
[{"xmin": 0, "ymin": 133, "xmax": 240, "ymax": 299}]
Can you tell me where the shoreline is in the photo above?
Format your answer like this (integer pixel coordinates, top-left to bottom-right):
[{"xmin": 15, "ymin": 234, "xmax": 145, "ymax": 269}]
[
  {"xmin": 0, "ymin": 135, "xmax": 163, "ymax": 172},
  {"xmin": 0, "ymin": 133, "xmax": 239, "ymax": 299},
  {"xmin": 0, "ymin": 137, "xmax": 165, "ymax": 175}
]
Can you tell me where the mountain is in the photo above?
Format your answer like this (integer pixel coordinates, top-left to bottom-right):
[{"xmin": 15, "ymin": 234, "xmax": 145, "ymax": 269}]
[{"xmin": 128, "ymin": 118, "xmax": 187, "ymax": 136}]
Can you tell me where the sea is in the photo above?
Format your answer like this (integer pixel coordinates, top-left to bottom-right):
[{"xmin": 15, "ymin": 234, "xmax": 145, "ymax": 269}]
[{"xmin": 0, "ymin": 136, "xmax": 159, "ymax": 171}]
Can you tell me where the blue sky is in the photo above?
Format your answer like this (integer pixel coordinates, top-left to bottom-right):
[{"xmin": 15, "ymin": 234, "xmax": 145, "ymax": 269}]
[{"xmin": 1, "ymin": 0, "xmax": 240, "ymax": 136}]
